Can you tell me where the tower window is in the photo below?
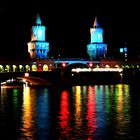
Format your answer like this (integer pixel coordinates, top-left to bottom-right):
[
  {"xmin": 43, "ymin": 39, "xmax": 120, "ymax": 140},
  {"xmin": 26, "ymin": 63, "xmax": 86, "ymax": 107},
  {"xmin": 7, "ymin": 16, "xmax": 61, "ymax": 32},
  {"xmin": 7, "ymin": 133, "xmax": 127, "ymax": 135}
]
[{"xmin": 38, "ymin": 30, "xmax": 42, "ymax": 37}]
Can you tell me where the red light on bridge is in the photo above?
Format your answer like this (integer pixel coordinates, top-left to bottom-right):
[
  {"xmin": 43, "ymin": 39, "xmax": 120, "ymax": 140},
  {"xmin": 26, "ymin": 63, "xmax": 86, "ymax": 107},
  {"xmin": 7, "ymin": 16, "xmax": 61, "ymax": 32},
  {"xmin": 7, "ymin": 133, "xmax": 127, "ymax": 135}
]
[
  {"xmin": 24, "ymin": 73, "xmax": 29, "ymax": 77},
  {"xmin": 62, "ymin": 63, "xmax": 66, "ymax": 67},
  {"xmin": 89, "ymin": 63, "xmax": 93, "ymax": 67}
]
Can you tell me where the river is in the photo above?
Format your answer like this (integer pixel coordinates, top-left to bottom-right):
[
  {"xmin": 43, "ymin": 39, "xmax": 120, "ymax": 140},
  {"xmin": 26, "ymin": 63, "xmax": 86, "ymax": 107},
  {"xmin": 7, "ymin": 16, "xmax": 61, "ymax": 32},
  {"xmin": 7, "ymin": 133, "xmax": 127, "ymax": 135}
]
[{"xmin": 0, "ymin": 84, "xmax": 140, "ymax": 139}]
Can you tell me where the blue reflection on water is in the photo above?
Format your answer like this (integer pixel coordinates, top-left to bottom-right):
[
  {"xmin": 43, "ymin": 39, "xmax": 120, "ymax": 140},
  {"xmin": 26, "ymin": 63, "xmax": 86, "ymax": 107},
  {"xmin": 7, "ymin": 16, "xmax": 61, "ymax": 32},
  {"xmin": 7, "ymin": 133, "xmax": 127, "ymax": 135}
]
[
  {"xmin": 0, "ymin": 84, "xmax": 140, "ymax": 139},
  {"xmin": 20, "ymin": 87, "xmax": 51, "ymax": 139}
]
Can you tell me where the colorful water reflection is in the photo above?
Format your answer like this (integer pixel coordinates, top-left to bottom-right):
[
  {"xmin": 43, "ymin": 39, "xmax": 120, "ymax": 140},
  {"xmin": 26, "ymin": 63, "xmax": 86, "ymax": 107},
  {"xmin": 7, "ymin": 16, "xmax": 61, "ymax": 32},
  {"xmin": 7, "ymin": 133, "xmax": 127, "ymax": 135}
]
[
  {"xmin": 75, "ymin": 86, "xmax": 82, "ymax": 129},
  {"xmin": 20, "ymin": 86, "xmax": 50, "ymax": 139},
  {"xmin": 114, "ymin": 84, "xmax": 131, "ymax": 139},
  {"xmin": 86, "ymin": 86, "xmax": 96, "ymax": 139},
  {"xmin": 58, "ymin": 84, "xmax": 132, "ymax": 139},
  {"xmin": 21, "ymin": 86, "xmax": 34, "ymax": 138},
  {"xmin": 58, "ymin": 90, "xmax": 70, "ymax": 139},
  {"xmin": 0, "ymin": 84, "xmax": 136, "ymax": 139}
]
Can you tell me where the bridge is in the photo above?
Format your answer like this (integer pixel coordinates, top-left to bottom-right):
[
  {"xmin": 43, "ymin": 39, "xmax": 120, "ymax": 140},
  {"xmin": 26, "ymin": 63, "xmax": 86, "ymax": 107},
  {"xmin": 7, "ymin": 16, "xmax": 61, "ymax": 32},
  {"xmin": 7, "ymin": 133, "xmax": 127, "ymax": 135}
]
[
  {"xmin": 0, "ymin": 59, "xmax": 139, "ymax": 86},
  {"xmin": 0, "ymin": 65, "xmax": 139, "ymax": 86},
  {"xmin": 0, "ymin": 59, "xmax": 139, "ymax": 73}
]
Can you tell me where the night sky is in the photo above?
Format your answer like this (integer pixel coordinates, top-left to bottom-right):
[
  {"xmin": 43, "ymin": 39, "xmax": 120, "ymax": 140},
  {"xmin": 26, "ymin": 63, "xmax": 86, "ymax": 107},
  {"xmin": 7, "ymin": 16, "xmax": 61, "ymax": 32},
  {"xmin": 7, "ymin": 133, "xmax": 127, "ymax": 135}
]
[{"xmin": 0, "ymin": 1, "xmax": 140, "ymax": 61}]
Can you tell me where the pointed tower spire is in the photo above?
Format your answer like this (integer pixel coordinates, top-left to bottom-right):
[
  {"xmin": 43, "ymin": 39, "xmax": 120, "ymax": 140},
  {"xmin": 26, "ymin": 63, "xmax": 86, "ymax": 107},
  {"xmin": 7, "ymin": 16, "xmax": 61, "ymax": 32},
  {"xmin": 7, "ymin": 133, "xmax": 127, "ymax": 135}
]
[
  {"xmin": 36, "ymin": 14, "xmax": 41, "ymax": 25},
  {"xmin": 93, "ymin": 16, "xmax": 100, "ymax": 28}
]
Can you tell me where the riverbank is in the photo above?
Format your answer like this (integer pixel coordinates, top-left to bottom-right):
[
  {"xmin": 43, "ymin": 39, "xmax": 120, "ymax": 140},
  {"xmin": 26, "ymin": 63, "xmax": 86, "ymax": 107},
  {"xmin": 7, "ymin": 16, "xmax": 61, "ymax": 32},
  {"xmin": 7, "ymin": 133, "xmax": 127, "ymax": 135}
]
[{"xmin": 0, "ymin": 68, "xmax": 139, "ymax": 86}]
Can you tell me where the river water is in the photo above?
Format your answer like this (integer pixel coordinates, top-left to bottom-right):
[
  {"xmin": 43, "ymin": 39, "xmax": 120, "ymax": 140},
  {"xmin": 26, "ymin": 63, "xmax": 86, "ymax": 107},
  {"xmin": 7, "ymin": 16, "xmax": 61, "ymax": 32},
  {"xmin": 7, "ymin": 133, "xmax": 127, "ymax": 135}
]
[{"xmin": 0, "ymin": 84, "xmax": 140, "ymax": 140}]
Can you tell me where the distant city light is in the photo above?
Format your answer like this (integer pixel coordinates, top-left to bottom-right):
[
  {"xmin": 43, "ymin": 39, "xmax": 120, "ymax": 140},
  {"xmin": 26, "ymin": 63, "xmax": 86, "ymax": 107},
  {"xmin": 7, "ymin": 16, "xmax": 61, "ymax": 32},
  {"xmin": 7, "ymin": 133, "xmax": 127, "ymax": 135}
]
[
  {"xmin": 120, "ymin": 48, "xmax": 123, "ymax": 53},
  {"xmin": 120, "ymin": 47, "xmax": 127, "ymax": 53},
  {"xmin": 124, "ymin": 47, "xmax": 127, "ymax": 52}
]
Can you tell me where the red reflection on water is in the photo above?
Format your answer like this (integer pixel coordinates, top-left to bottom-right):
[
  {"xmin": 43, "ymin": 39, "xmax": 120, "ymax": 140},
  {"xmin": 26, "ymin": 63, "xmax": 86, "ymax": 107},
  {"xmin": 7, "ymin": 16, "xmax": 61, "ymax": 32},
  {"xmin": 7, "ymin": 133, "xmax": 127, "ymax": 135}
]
[
  {"xmin": 86, "ymin": 86, "xmax": 96, "ymax": 138},
  {"xmin": 59, "ymin": 90, "xmax": 70, "ymax": 138}
]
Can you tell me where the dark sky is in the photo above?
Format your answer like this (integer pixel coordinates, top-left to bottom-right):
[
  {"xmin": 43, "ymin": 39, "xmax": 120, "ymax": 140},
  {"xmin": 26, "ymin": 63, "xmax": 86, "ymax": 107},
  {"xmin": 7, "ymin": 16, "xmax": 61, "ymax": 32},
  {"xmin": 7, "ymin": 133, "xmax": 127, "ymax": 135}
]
[{"xmin": 0, "ymin": 1, "xmax": 140, "ymax": 60}]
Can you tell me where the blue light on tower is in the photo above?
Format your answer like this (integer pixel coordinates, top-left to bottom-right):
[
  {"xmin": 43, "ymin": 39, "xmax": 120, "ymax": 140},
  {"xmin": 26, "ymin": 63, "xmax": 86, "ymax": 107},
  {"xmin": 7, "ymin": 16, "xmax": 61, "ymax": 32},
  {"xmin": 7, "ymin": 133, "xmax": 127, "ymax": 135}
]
[
  {"xmin": 90, "ymin": 27, "xmax": 103, "ymax": 43},
  {"xmin": 87, "ymin": 17, "xmax": 107, "ymax": 60},
  {"xmin": 28, "ymin": 14, "xmax": 49, "ymax": 60}
]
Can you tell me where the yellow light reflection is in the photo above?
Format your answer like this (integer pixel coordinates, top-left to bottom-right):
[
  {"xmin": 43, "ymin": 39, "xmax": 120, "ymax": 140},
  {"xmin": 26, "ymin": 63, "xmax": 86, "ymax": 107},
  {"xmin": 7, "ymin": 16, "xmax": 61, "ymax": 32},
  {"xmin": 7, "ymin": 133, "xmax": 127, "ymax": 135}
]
[
  {"xmin": 0, "ymin": 88, "xmax": 7, "ymax": 110},
  {"xmin": 21, "ymin": 86, "xmax": 33, "ymax": 137},
  {"xmin": 75, "ymin": 86, "xmax": 82, "ymax": 127},
  {"xmin": 116, "ymin": 84, "xmax": 125, "ymax": 135},
  {"xmin": 117, "ymin": 84, "xmax": 123, "ymax": 113}
]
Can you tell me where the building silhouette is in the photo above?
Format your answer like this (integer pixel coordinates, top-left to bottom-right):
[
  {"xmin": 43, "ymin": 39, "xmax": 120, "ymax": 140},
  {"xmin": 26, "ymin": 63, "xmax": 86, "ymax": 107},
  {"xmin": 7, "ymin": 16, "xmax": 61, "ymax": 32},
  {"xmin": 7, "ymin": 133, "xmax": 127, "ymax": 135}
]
[
  {"xmin": 87, "ymin": 17, "xmax": 107, "ymax": 60},
  {"xmin": 27, "ymin": 14, "xmax": 49, "ymax": 60}
]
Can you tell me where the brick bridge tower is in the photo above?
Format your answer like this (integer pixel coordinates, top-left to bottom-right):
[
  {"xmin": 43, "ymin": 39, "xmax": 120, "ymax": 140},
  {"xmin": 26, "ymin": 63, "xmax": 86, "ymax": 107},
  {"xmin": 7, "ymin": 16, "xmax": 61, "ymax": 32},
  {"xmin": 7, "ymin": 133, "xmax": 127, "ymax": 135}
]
[
  {"xmin": 87, "ymin": 17, "xmax": 107, "ymax": 60},
  {"xmin": 27, "ymin": 14, "xmax": 49, "ymax": 60}
]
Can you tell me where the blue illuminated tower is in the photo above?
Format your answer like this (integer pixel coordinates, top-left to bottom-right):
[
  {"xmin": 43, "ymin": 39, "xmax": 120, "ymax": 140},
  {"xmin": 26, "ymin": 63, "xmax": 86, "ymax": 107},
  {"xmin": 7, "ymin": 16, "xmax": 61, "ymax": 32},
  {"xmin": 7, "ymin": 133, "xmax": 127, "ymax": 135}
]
[
  {"xmin": 27, "ymin": 14, "xmax": 49, "ymax": 60},
  {"xmin": 87, "ymin": 17, "xmax": 107, "ymax": 60}
]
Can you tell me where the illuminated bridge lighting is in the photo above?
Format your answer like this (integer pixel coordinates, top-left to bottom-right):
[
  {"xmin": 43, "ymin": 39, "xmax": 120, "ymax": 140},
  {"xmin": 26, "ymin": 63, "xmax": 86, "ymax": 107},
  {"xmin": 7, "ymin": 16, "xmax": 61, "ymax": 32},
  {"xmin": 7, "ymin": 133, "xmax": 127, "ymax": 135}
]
[{"xmin": 71, "ymin": 68, "xmax": 123, "ymax": 73}]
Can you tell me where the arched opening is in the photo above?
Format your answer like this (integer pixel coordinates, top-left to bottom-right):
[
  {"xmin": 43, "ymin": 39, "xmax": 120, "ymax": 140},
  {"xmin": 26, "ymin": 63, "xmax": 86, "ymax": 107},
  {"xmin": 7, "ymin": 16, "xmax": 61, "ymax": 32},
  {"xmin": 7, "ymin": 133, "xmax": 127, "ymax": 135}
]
[
  {"xmin": 32, "ymin": 65, "xmax": 37, "ymax": 71},
  {"xmin": 19, "ymin": 65, "xmax": 24, "ymax": 72},
  {"xmin": 43, "ymin": 64, "xmax": 48, "ymax": 71},
  {"xmin": 12, "ymin": 65, "xmax": 17, "ymax": 72},
  {"xmin": 25, "ymin": 65, "xmax": 31, "ymax": 72},
  {"xmin": 6, "ymin": 65, "xmax": 11, "ymax": 72},
  {"xmin": 131, "ymin": 65, "xmax": 135, "ymax": 68},
  {"xmin": 105, "ymin": 64, "xmax": 110, "ymax": 68},
  {"xmin": 125, "ymin": 65, "xmax": 130, "ymax": 68},
  {"xmin": 136, "ymin": 65, "xmax": 139, "ymax": 68},
  {"xmin": 121, "ymin": 65, "xmax": 124, "ymax": 68},
  {"xmin": 95, "ymin": 64, "xmax": 100, "ymax": 68},
  {"xmin": 115, "ymin": 65, "xmax": 120, "ymax": 68},
  {"xmin": 0, "ymin": 65, "xmax": 4, "ymax": 72}
]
